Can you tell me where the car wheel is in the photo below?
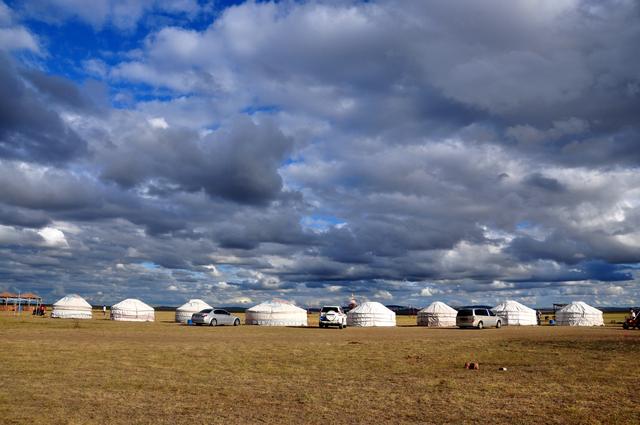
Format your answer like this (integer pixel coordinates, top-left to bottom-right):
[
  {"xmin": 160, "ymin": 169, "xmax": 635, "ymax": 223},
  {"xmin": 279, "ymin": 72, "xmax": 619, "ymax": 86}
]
[
  {"xmin": 234, "ymin": 319, "xmax": 240, "ymax": 326},
  {"xmin": 477, "ymin": 321, "xmax": 484, "ymax": 330},
  {"xmin": 496, "ymin": 320, "xmax": 502, "ymax": 329},
  {"xmin": 209, "ymin": 319, "xmax": 217, "ymax": 327}
]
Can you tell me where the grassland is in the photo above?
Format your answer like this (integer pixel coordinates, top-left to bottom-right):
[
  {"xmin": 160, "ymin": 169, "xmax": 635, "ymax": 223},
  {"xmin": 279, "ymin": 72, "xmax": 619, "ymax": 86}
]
[{"xmin": 1, "ymin": 310, "xmax": 639, "ymax": 425}]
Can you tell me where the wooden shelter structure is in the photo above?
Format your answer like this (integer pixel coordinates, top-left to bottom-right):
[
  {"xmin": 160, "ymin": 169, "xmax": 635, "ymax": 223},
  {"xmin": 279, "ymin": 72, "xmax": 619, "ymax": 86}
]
[{"xmin": 0, "ymin": 292, "xmax": 42, "ymax": 312}]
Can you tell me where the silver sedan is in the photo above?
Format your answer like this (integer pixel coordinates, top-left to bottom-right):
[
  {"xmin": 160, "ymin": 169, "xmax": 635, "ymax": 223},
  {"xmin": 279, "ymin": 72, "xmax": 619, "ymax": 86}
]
[{"xmin": 191, "ymin": 308, "xmax": 241, "ymax": 326}]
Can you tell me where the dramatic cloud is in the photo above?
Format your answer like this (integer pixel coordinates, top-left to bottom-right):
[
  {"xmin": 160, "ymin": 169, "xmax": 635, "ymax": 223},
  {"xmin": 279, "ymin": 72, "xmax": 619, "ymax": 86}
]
[
  {"xmin": 0, "ymin": 2, "xmax": 40, "ymax": 53},
  {"xmin": 96, "ymin": 115, "xmax": 294, "ymax": 205},
  {"xmin": 1, "ymin": 0, "xmax": 640, "ymax": 308},
  {"xmin": 0, "ymin": 53, "xmax": 88, "ymax": 163}
]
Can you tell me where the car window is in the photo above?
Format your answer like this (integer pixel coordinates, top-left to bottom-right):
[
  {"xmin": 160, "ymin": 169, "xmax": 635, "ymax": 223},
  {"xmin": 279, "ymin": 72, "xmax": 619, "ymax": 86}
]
[
  {"xmin": 200, "ymin": 309, "xmax": 212, "ymax": 313},
  {"xmin": 321, "ymin": 307, "xmax": 338, "ymax": 313},
  {"xmin": 474, "ymin": 309, "xmax": 487, "ymax": 316},
  {"xmin": 488, "ymin": 310, "xmax": 495, "ymax": 316},
  {"xmin": 213, "ymin": 309, "xmax": 228, "ymax": 315},
  {"xmin": 458, "ymin": 309, "xmax": 473, "ymax": 316}
]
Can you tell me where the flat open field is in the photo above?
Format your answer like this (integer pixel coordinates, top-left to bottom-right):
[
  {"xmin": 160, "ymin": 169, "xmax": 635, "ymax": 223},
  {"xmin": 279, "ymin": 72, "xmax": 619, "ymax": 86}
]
[{"xmin": 1, "ymin": 311, "xmax": 639, "ymax": 425}]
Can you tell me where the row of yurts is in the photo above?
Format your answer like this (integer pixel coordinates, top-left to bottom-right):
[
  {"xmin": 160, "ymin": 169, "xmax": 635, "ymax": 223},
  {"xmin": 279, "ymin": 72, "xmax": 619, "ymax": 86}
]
[{"xmin": 50, "ymin": 295, "xmax": 605, "ymax": 327}]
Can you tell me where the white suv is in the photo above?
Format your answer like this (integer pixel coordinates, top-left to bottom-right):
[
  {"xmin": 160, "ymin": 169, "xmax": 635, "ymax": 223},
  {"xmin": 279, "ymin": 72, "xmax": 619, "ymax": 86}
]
[{"xmin": 319, "ymin": 306, "xmax": 347, "ymax": 329}]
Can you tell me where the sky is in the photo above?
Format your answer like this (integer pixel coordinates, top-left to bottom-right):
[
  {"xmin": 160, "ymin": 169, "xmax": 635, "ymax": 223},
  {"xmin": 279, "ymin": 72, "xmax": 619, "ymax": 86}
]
[{"xmin": 0, "ymin": 0, "xmax": 639, "ymax": 308}]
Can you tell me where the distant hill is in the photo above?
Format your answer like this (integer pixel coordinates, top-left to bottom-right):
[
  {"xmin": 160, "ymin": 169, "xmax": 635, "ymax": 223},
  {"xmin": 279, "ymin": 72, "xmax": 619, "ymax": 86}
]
[{"xmin": 386, "ymin": 305, "xmax": 420, "ymax": 315}]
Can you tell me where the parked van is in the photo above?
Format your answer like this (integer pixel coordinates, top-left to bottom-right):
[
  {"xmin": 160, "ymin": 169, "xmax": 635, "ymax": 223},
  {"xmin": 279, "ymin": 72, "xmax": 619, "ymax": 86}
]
[{"xmin": 456, "ymin": 306, "xmax": 502, "ymax": 329}]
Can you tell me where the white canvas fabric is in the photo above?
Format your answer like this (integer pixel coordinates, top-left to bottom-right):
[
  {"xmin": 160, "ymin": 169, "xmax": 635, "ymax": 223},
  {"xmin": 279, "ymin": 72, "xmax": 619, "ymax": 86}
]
[
  {"xmin": 417, "ymin": 301, "xmax": 457, "ymax": 327},
  {"xmin": 245, "ymin": 300, "xmax": 307, "ymax": 326},
  {"xmin": 556, "ymin": 301, "xmax": 604, "ymax": 326},
  {"xmin": 110, "ymin": 298, "xmax": 155, "ymax": 322},
  {"xmin": 51, "ymin": 294, "xmax": 92, "ymax": 319},
  {"xmin": 175, "ymin": 299, "xmax": 212, "ymax": 323},
  {"xmin": 347, "ymin": 301, "xmax": 396, "ymax": 327},
  {"xmin": 491, "ymin": 300, "xmax": 537, "ymax": 326}
]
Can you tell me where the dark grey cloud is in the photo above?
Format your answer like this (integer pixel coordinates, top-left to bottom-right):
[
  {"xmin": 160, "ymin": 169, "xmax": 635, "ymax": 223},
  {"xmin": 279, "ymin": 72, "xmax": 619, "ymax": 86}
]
[
  {"xmin": 523, "ymin": 173, "xmax": 566, "ymax": 193},
  {"xmin": 21, "ymin": 69, "xmax": 105, "ymax": 113},
  {"xmin": 0, "ymin": 161, "xmax": 99, "ymax": 210},
  {"xmin": 0, "ymin": 53, "xmax": 87, "ymax": 164},
  {"xmin": 508, "ymin": 230, "xmax": 640, "ymax": 266},
  {"xmin": 0, "ymin": 205, "xmax": 50, "ymax": 228},
  {"xmin": 99, "ymin": 116, "xmax": 294, "ymax": 205},
  {"xmin": 214, "ymin": 209, "xmax": 313, "ymax": 250}
]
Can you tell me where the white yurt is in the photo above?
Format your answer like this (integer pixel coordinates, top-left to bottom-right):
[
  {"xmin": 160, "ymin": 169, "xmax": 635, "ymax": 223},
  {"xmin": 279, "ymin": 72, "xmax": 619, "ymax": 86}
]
[
  {"xmin": 175, "ymin": 299, "xmax": 212, "ymax": 323},
  {"xmin": 417, "ymin": 301, "xmax": 457, "ymax": 327},
  {"xmin": 491, "ymin": 300, "xmax": 537, "ymax": 326},
  {"xmin": 245, "ymin": 300, "xmax": 308, "ymax": 326},
  {"xmin": 347, "ymin": 301, "xmax": 396, "ymax": 327},
  {"xmin": 110, "ymin": 298, "xmax": 155, "ymax": 322},
  {"xmin": 556, "ymin": 301, "xmax": 604, "ymax": 326},
  {"xmin": 51, "ymin": 294, "xmax": 93, "ymax": 319}
]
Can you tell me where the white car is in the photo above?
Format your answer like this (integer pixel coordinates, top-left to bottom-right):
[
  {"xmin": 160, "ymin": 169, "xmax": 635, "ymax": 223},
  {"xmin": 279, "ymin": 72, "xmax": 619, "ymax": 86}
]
[
  {"xmin": 319, "ymin": 306, "xmax": 347, "ymax": 329},
  {"xmin": 191, "ymin": 309, "xmax": 241, "ymax": 326}
]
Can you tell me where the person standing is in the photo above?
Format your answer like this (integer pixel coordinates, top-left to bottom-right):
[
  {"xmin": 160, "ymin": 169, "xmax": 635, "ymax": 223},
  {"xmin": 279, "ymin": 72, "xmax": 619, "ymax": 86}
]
[{"xmin": 102, "ymin": 305, "xmax": 107, "ymax": 317}]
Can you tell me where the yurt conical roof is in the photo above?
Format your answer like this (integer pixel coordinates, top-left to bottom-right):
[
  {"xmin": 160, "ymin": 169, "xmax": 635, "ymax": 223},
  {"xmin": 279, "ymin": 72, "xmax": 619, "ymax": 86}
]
[
  {"xmin": 247, "ymin": 300, "xmax": 307, "ymax": 313},
  {"xmin": 245, "ymin": 300, "xmax": 307, "ymax": 326},
  {"xmin": 492, "ymin": 300, "xmax": 535, "ymax": 313},
  {"xmin": 559, "ymin": 301, "xmax": 602, "ymax": 314},
  {"xmin": 112, "ymin": 298, "xmax": 153, "ymax": 310},
  {"xmin": 347, "ymin": 301, "xmax": 396, "ymax": 327},
  {"xmin": 51, "ymin": 294, "xmax": 92, "ymax": 319},
  {"xmin": 418, "ymin": 301, "xmax": 457, "ymax": 314},
  {"xmin": 348, "ymin": 301, "xmax": 393, "ymax": 314},
  {"xmin": 53, "ymin": 294, "xmax": 92, "ymax": 309},
  {"xmin": 175, "ymin": 299, "xmax": 212, "ymax": 323},
  {"xmin": 177, "ymin": 299, "xmax": 211, "ymax": 311}
]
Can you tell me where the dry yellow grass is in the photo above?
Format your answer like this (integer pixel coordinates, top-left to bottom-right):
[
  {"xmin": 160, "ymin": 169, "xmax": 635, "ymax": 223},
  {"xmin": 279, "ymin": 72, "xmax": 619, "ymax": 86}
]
[{"xmin": 1, "ymin": 310, "xmax": 639, "ymax": 424}]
